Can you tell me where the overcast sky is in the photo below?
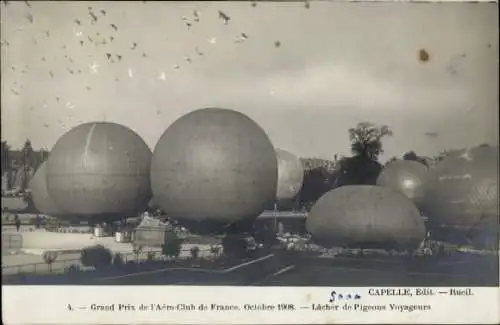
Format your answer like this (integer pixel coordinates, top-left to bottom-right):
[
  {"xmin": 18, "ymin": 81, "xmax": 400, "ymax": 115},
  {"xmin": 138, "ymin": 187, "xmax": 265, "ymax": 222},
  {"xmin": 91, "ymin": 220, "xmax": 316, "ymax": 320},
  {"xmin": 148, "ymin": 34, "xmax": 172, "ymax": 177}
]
[{"xmin": 1, "ymin": 1, "xmax": 498, "ymax": 161}]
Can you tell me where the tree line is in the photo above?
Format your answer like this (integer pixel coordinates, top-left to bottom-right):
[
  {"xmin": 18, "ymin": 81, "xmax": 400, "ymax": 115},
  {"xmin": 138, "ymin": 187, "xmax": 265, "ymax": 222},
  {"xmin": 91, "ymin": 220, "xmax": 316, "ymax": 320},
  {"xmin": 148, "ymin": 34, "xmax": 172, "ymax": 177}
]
[{"xmin": 1, "ymin": 139, "xmax": 49, "ymax": 191}]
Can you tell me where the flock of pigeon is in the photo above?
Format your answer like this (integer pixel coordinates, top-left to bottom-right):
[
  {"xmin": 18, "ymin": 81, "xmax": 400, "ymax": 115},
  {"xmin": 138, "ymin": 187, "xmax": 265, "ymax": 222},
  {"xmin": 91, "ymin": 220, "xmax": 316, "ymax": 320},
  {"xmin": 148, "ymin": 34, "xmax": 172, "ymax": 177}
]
[{"xmin": 2, "ymin": 0, "xmax": 313, "ymax": 128}]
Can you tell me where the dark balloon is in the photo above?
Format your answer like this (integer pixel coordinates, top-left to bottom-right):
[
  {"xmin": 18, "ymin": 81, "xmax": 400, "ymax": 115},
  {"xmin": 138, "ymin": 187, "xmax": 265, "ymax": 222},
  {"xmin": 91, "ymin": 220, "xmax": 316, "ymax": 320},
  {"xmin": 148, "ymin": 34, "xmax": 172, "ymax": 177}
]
[
  {"xmin": 28, "ymin": 162, "xmax": 65, "ymax": 216},
  {"xmin": 46, "ymin": 122, "xmax": 152, "ymax": 218},
  {"xmin": 377, "ymin": 160, "xmax": 429, "ymax": 208},
  {"xmin": 422, "ymin": 145, "xmax": 499, "ymax": 236},
  {"xmin": 306, "ymin": 185, "xmax": 426, "ymax": 250},
  {"xmin": 276, "ymin": 149, "xmax": 304, "ymax": 202},
  {"xmin": 150, "ymin": 108, "xmax": 277, "ymax": 230}
]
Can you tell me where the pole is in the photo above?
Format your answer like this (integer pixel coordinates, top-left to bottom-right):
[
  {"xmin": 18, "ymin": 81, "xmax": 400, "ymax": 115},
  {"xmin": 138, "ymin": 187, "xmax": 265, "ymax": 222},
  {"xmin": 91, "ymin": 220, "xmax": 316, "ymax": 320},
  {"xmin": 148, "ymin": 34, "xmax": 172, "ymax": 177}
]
[{"xmin": 273, "ymin": 201, "xmax": 278, "ymax": 233}]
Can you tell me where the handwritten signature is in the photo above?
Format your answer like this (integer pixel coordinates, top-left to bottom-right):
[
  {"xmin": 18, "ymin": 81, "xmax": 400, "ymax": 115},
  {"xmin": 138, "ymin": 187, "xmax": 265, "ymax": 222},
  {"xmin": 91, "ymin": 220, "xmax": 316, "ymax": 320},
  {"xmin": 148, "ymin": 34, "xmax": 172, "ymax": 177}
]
[{"xmin": 329, "ymin": 291, "xmax": 362, "ymax": 302}]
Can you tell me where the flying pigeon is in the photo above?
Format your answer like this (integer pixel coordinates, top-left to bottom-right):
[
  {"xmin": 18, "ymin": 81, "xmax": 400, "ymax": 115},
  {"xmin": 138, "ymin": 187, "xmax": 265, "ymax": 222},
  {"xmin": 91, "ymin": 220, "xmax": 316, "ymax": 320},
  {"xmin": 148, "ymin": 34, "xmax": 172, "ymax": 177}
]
[
  {"xmin": 128, "ymin": 68, "xmax": 133, "ymax": 78},
  {"xmin": 44, "ymin": 31, "xmax": 50, "ymax": 37},
  {"xmin": 100, "ymin": 9, "xmax": 106, "ymax": 16},
  {"xmin": 251, "ymin": 1, "xmax": 257, "ymax": 7},
  {"xmin": 185, "ymin": 22, "xmax": 192, "ymax": 29},
  {"xmin": 173, "ymin": 64, "xmax": 181, "ymax": 70},
  {"xmin": 158, "ymin": 72, "xmax": 166, "ymax": 80},
  {"xmin": 74, "ymin": 19, "xmax": 81, "ymax": 25},
  {"xmin": 142, "ymin": 52, "xmax": 147, "ymax": 58},
  {"xmin": 185, "ymin": 57, "xmax": 192, "ymax": 63},
  {"xmin": 89, "ymin": 62, "xmax": 99, "ymax": 73},
  {"xmin": 24, "ymin": 0, "xmax": 31, "ymax": 7},
  {"xmin": 193, "ymin": 10, "xmax": 200, "ymax": 22},
  {"xmin": 116, "ymin": 54, "xmax": 122, "ymax": 61},
  {"xmin": 131, "ymin": 42, "xmax": 137, "ymax": 50},
  {"xmin": 208, "ymin": 37, "xmax": 216, "ymax": 44},
  {"xmin": 274, "ymin": 41, "xmax": 281, "ymax": 47},
  {"xmin": 11, "ymin": 89, "xmax": 19, "ymax": 96},
  {"xmin": 304, "ymin": 0, "xmax": 310, "ymax": 9},
  {"xmin": 110, "ymin": 36, "xmax": 114, "ymax": 42},
  {"xmin": 195, "ymin": 47, "xmax": 204, "ymax": 55},
  {"xmin": 111, "ymin": 24, "xmax": 118, "ymax": 31},
  {"xmin": 49, "ymin": 71, "xmax": 53, "ymax": 78},
  {"xmin": 89, "ymin": 11, "xmax": 98, "ymax": 23},
  {"xmin": 26, "ymin": 13, "xmax": 33, "ymax": 23},
  {"xmin": 80, "ymin": 40, "xmax": 84, "ymax": 46},
  {"xmin": 56, "ymin": 96, "xmax": 60, "ymax": 102},
  {"xmin": 236, "ymin": 32, "xmax": 248, "ymax": 43},
  {"xmin": 106, "ymin": 53, "xmax": 112, "ymax": 60},
  {"xmin": 218, "ymin": 11, "xmax": 230, "ymax": 25},
  {"xmin": 86, "ymin": 86, "xmax": 91, "ymax": 91}
]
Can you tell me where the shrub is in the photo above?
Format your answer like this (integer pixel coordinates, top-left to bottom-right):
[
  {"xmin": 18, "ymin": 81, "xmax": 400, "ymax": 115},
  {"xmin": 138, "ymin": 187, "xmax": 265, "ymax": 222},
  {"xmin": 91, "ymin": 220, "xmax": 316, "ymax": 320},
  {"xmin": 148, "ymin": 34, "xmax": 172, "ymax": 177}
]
[
  {"xmin": 222, "ymin": 235, "xmax": 249, "ymax": 259},
  {"xmin": 80, "ymin": 245, "xmax": 112, "ymax": 270},
  {"xmin": 42, "ymin": 251, "xmax": 59, "ymax": 272},
  {"xmin": 190, "ymin": 246, "xmax": 200, "ymax": 259},
  {"xmin": 113, "ymin": 253, "xmax": 124, "ymax": 267},
  {"xmin": 161, "ymin": 231, "xmax": 182, "ymax": 259}
]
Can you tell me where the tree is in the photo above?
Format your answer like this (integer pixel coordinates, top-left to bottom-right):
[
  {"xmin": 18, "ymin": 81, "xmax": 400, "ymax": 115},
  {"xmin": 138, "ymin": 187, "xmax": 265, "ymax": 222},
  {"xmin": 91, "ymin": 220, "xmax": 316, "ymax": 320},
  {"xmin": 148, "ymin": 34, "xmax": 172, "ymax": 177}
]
[
  {"xmin": 348, "ymin": 122, "xmax": 393, "ymax": 160},
  {"xmin": 42, "ymin": 251, "xmax": 59, "ymax": 272},
  {"xmin": 298, "ymin": 166, "xmax": 332, "ymax": 210},
  {"xmin": 1, "ymin": 141, "xmax": 11, "ymax": 174},
  {"xmin": 20, "ymin": 139, "xmax": 34, "ymax": 191},
  {"xmin": 81, "ymin": 245, "xmax": 113, "ymax": 270},
  {"xmin": 162, "ymin": 231, "xmax": 182, "ymax": 259},
  {"xmin": 132, "ymin": 244, "xmax": 143, "ymax": 262},
  {"xmin": 334, "ymin": 122, "xmax": 392, "ymax": 187},
  {"xmin": 403, "ymin": 151, "xmax": 429, "ymax": 167}
]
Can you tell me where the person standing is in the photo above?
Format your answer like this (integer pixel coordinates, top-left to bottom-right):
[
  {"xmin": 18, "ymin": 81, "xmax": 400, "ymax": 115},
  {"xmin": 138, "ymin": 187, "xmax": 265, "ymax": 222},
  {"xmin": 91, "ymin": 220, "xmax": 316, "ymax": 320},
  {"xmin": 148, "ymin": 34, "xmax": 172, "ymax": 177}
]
[{"xmin": 14, "ymin": 214, "xmax": 21, "ymax": 232}]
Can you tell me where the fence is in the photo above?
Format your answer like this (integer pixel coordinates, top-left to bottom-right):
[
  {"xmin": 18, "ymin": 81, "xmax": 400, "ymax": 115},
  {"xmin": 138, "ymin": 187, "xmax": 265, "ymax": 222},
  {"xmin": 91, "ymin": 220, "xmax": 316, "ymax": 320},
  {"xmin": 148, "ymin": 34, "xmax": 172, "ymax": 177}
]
[
  {"xmin": 1, "ymin": 247, "xmax": 215, "ymax": 276},
  {"xmin": 2, "ymin": 233, "xmax": 22, "ymax": 251}
]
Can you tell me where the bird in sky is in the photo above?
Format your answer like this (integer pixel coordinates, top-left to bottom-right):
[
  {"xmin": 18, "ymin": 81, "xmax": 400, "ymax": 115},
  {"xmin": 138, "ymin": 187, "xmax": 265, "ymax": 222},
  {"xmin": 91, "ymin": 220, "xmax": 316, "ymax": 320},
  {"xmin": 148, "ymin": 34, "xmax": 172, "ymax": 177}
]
[
  {"xmin": 193, "ymin": 10, "xmax": 200, "ymax": 22},
  {"xmin": 111, "ymin": 23, "xmax": 118, "ymax": 31},
  {"xmin": 100, "ymin": 9, "xmax": 106, "ymax": 16},
  {"xmin": 89, "ymin": 62, "xmax": 99, "ymax": 73},
  {"xmin": 158, "ymin": 72, "xmax": 166, "ymax": 80},
  {"xmin": 26, "ymin": 13, "xmax": 33, "ymax": 23},
  {"xmin": 208, "ymin": 37, "xmax": 217, "ymax": 44},
  {"xmin": 185, "ymin": 57, "xmax": 192, "ymax": 63},
  {"xmin": 131, "ymin": 42, "xmax": 137, "ymax": 50},
  {"xmin": 74, "ymin": 19, "xmax": 81, "ymax": 25},
  {"xmin": 195, "ymin": 47, "xmax": 204, "ymax": 55},
  {"xmin": 219, "ymin": 11, "xmax": 230, "ymax": 25},
  {"xmin": 274, "ymin": 41, "xmax": 281, "ymax": 47},
  {"xmin": 89, "ymin": 11, "xmax": 98, "ymax": 24}
]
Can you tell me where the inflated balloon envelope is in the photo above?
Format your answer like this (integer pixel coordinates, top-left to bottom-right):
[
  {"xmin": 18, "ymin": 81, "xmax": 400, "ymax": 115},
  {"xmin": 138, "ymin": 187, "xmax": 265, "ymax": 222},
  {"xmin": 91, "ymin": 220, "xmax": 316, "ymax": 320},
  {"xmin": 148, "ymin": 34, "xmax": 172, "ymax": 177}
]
[
  {"xmin": 150, "ymin": 108, "xmax": 278, "ymax": 233},
  {"xmin": 421, "ymin": 145, "xmax": 499, "ymax": 245},
  {"xmin": 275, "ymin": 149, "xmax": 304, "ymax": 202},
  {"xmin": 46, "ymin": 122, "xmax": 152, "ymax": 220},
  {"xmin": 376, "ymin": 159, "xmax": 429, "ymax": 209},
  {"xmin": 28, "ymin": 161, "xmax": 66, "ymax": 217},
  {"xmin": 306, "ymin": 185, "xmax": 426, "ymax": 250}
]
